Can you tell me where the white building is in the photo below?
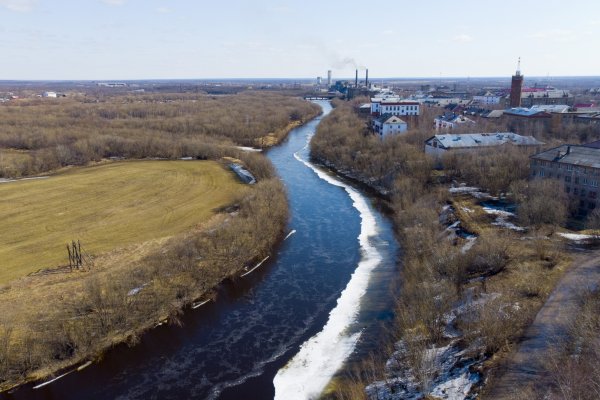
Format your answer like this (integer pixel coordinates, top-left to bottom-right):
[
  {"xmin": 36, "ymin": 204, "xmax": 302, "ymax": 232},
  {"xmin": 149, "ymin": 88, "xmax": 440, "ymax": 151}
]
[
  {"xmin": 371, "ymin": 97, "xmax": 420, "ymax": 116},
  {"xmin": 472, "ymin": 91, "xmax": 502, "ymax": 105},
  {"xmin": 424, "ymin": 132, "xmax": 543, "ymax": 157},
  {"xmin": 42, "ymin": 91, "xmax": 57, "ymax": 98},
  {"xmin": 373, "ymin": 114, "xmax": 408, "ymax": 137},
  {"xmin": 433, "ymin": 113, "xmax": 476, "ymax": 129}
]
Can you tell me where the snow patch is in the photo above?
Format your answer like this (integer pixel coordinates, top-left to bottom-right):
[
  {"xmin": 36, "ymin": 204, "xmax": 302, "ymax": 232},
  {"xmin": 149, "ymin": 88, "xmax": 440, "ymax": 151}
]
[
  {"xmin": 491, "ymin": 217, "xmax": 525, "ymax": 232},
  {"xmin": 558, "ymin": 232, "xmax": 600, "ymax": 241},
  {"xmin": 482, "ymin": 207, "xmax": 515, "ymax": 218},
  {"xmin": 430, "ymin": 368, "xmax": 479, "ymax": 400},
  {"xmin": 0, "ymin": 176, "xmax": 49, "ymax": 184}
]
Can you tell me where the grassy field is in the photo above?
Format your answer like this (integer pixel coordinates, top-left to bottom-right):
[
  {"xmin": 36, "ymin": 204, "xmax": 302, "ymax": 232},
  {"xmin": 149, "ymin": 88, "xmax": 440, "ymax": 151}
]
[{"xmin": 0, "ymin": 160, "xmax": 247, "ymax": 283}]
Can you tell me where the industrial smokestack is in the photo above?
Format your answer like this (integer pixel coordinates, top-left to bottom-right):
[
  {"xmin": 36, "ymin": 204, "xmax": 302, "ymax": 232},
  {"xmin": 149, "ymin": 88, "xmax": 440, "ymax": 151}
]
[
  {"xmin": 327, "ymin": 70, "xmax": 332, "ymax": 87},
  {"xmin": 365, "ymin": 69, "xmax": 369, "ymax": 88},
  {"xmin": 355, "ymin": 69, "xmax": 358, "ymax": 88}
]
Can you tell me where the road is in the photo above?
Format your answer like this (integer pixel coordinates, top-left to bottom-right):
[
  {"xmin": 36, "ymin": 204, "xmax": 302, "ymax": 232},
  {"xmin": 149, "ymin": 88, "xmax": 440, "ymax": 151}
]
[{"xmin": 484, "ymin": 250, "xmax": 600, "ymax": 399}]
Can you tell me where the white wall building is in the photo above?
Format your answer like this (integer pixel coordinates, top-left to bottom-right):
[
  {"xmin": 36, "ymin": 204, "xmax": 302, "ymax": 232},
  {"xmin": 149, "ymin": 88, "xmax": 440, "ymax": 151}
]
[
  {"xmin": 373, "ymin": 114, "xmax": 408, "ymax": 137},
  {"xmin": 472, "ymin": 91, "xmax": 502, "ymax": 105},
  {"xmin": 42, "ymin": 91, "xmax": 57, "ymax": 98}
]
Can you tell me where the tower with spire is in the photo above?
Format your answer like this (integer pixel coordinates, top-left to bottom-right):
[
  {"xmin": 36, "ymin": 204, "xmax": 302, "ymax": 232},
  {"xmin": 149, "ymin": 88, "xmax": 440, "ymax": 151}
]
[{"xmin": 509, "ymin": 57, "xmax": 524, "ymax": 108}]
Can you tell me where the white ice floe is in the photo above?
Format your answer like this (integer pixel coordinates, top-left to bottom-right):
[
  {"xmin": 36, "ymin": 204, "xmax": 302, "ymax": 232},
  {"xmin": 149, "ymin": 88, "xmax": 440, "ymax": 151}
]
[
  {"xmin": 283, "ymin": 229, "xmax": 296, "ymax": 240},
  {"xmin": 273, "ymin": 149, "xmax": 383, "ymax": 400},
  {"xmin": 235, "ymin": 146, "xmax": 262, "ymax": 152}
]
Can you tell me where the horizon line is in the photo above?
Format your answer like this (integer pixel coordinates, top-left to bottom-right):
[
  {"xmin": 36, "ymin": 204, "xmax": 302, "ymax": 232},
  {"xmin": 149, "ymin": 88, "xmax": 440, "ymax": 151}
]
[{"xmin": 1, "ymin": 75, "xmax": 600, "ymax": 83}]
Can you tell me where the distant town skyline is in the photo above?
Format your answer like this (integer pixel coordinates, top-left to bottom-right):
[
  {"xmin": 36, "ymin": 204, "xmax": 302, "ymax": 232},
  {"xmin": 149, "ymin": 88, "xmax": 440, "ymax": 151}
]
[{"xmin": 1, "ymin": 0, "xmax": 599, "ymax": 80}]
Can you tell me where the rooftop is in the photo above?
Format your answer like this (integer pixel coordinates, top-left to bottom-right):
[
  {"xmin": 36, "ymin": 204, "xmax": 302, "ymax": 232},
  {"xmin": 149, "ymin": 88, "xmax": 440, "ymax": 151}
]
[
  {"xmin": 531, "ymin": 145, "xmax": 600, "ymax": 168},
  {"xmin": 429, "ymin": 132, "xmax": 543, "ymax": 149},
  {"xmin": 375, "ymin": 113, "xmax": 407, "ymax": 124},
  {"xmin": 503, "ymin": 107, "xmax": 551, "ymax": 117}
]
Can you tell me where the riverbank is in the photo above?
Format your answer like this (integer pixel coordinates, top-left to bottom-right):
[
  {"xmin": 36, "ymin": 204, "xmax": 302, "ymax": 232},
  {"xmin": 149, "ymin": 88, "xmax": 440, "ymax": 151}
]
[
  {"xmin": 0, "ymin": 147, "xmax": 297, "ymax": 395},
  {"xmin": 310, "ymin": 100, "xmax": 576, "ymax": 399},
  {"xmin": 0, "ymin": 171, "xmax": 288, "ymax": 394}
]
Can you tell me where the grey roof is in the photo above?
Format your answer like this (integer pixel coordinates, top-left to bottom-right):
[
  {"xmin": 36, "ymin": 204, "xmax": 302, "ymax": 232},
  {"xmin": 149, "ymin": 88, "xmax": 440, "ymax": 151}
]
[
  {"xmin": 531, "ymin": 145, "xmax": 600, "ymax": 168},
  {"xmin": 484, "ymin": 110, "xmax": 504, "ymax": 118},
  {"xmin": 384, "ymin": 115, "xmax": 406, "ymax": 124},
  {"xmin": 503, "ymin": 107, "xmax": 551, "ymax": 117},
  {"xmin": 375, "ymin": 113, "xmax": 392, "ymax": 123},
  {"xmin": 428, "ymin": 132, "xmax": 544, "ymax": 149}
]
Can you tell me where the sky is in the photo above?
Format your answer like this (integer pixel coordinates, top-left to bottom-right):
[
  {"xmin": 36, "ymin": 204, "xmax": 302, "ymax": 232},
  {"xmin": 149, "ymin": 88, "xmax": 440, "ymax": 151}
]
[{"xmin": 0, "ymin": 0, "xmax": 599, "ymax": 80}]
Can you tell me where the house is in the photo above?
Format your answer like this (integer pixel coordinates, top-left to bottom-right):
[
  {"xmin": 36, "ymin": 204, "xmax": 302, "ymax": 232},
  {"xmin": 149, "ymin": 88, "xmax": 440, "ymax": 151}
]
[
  {"xmin": 373, "ymin": 113, "xmax": 408, "ymax": 137},
  {"xmin": 433, "ymin": 112, "xmax": 475, "ymax": 129},
  {"xmin": 530, "ymin": 145, "xmax": 600, "ymax": 214},
  {"xmin": 42, "ymin": 91, "xmax": 57, "ymax": 98},
  {"xmin": 425, "ymin": 132, "xmax": 543, "ymax": 157}
]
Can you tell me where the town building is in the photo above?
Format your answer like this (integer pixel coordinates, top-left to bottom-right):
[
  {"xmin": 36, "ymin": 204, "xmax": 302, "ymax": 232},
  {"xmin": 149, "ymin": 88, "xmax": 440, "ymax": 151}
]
[
  {"xmin": 425, "ymin": 132, "xmax": 543, "ymax": 157},
  {"xmin": 473, "ymin": 90, "xmax": 503, "ymax": 105},
  {"xmin": 433, "ymin": 112, "xmax": 476, "ymax": 129},
  {"xmin": 42, "ymin": 91, "xmax": 57, "ymax": 98},
  {"xmin": 530, "ymin": 145, "xmax": 600, "ymax": 213},
  {"xmin": 520, "ymin": 86, "xmax": 574, "ymax": 107},
  {"xmin": 372, "ymin": 113, "xmax": 408, "ymax": 137},
  {"xmin": 370, "ymin": 98, "xmax": 419, "ymax": 117}
]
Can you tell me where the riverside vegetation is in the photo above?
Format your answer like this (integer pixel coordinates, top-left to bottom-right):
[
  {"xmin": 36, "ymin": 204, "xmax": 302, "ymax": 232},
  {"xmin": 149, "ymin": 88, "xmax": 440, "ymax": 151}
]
[
  {"xmin": 0, "ymin": 91, "xmax": 320, "ymax": 392},
  {"xmin": 310, "ymin": 99, "xmax": 597, "ymax": 399}
]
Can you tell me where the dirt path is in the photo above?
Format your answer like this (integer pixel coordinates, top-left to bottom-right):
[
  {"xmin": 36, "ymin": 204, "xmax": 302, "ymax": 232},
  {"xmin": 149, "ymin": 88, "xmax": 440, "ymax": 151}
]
[{"xmin": 484, "ymin": 250, "xmax": 600, "ymax": 399}]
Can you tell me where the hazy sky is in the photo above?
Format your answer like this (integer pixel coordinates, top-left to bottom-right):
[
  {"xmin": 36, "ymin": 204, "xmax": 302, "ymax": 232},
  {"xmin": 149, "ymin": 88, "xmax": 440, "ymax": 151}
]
[{"xmin": 1, "ymin": 0, "xmax": 599, "ymax": 80}]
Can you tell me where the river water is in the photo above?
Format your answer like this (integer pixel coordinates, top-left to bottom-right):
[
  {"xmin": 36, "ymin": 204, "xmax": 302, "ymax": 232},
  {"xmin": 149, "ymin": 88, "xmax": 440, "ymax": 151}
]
[{"xmin": 3, "ymin": 100, "xmax": 398, "ymax": 400}]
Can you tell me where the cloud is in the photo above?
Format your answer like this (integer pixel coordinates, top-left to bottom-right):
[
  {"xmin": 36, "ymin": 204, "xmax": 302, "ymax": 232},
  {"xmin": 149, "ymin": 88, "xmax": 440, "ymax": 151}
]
[
  {"xmin": 0, "ymin": 0, "xmax": 37, "ymax": 12},
  {"xmin": 452, "ymin": 34, "xmax": 473, "ymax": 43},
  {"xmin": 529, "ymin": 29, "xmax": 575, "ymax": 43},
  {"xmin": 101, "ymin": 0, "xmax": 125, "ymax": 5},
  {"xmin": 156, "ymin": 6, "xmax": 171, "ymax": 13}
]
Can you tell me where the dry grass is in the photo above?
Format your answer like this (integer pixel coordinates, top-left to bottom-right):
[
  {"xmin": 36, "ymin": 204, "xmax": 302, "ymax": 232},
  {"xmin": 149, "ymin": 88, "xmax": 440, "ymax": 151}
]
[
  {"xmin": 451, "ymin": 196, "xmax": 494, "ymax": 235},
  {"xmin": 0, "ymin": 160, "xmax": 247, "ymax": 283}
]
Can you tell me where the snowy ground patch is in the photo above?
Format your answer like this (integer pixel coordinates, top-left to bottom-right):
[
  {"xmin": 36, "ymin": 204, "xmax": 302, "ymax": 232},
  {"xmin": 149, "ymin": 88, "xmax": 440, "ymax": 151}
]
[{"xmin": 558, "ymin": 232, "xmax": 600, "ymax": 241}]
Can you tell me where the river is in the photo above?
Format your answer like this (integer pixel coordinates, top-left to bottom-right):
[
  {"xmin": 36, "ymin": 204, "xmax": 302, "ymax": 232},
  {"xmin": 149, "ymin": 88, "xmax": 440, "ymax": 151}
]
[{"xmin": 2, "ymin": 100, "xmax": 399, "ymax": 400}]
